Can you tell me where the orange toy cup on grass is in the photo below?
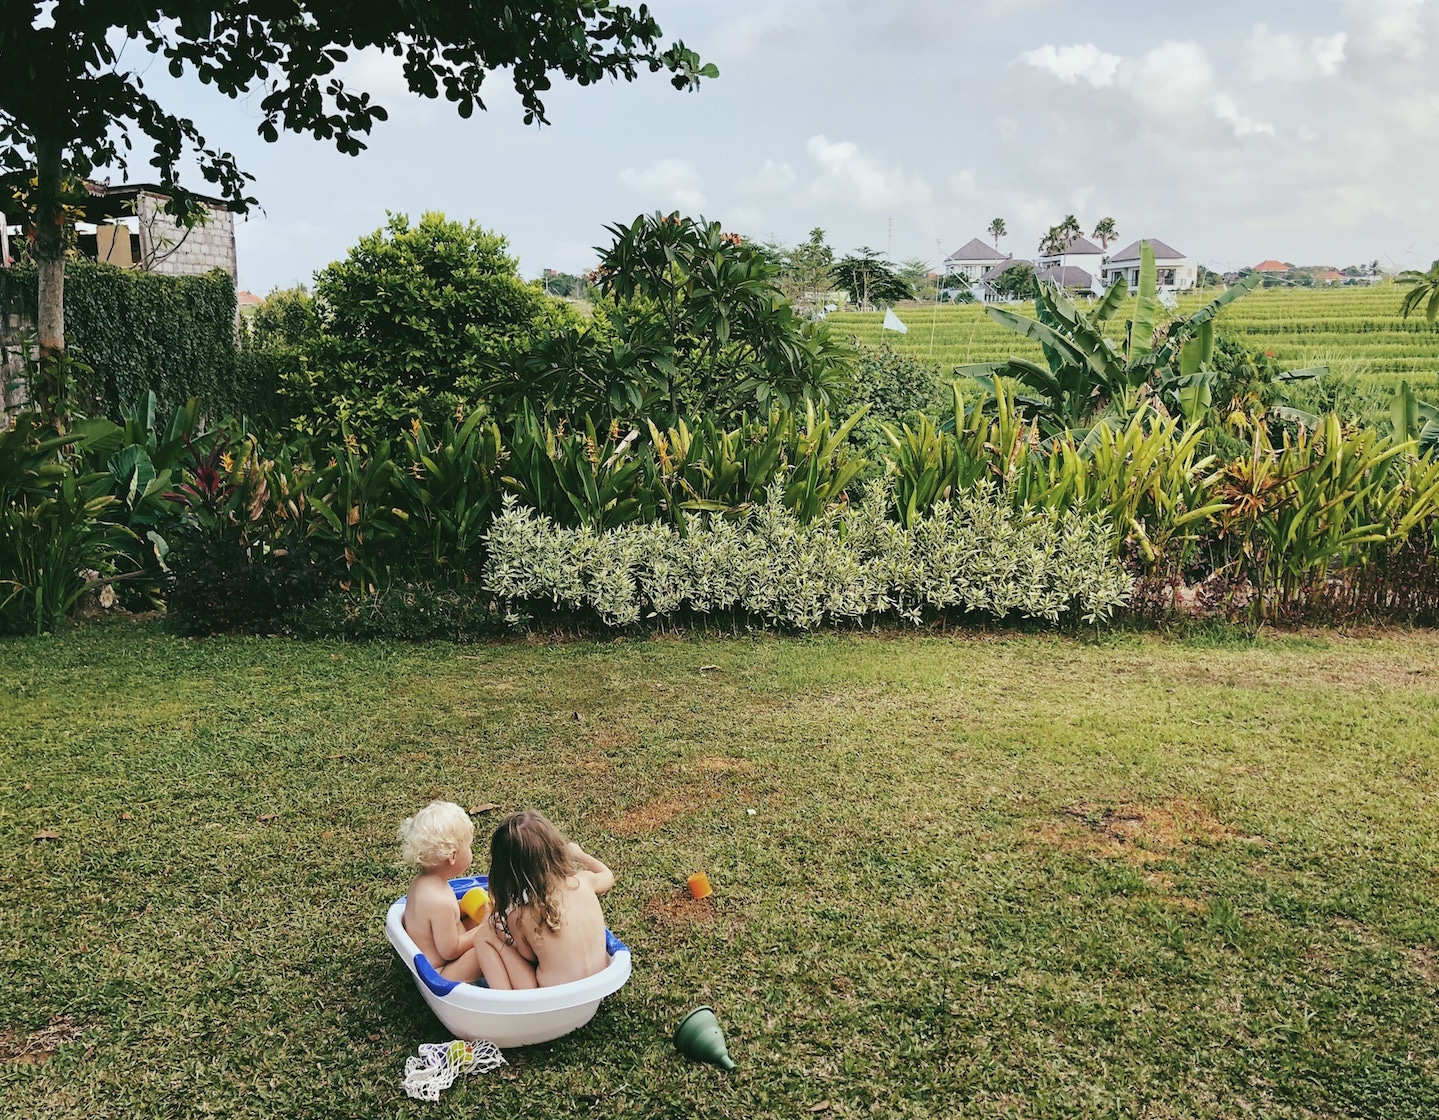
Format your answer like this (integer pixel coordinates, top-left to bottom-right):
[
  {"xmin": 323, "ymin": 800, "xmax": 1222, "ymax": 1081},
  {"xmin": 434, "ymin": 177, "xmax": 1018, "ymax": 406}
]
[{"xmin": 687, "ymin": 872, "xmax": 713, "ymax": 900}]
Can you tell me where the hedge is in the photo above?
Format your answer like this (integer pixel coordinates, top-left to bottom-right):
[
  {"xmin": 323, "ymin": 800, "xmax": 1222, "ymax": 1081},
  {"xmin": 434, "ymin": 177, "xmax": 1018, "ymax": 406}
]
[{"xmin": 0, "ymin": 261, "xmax": 248, "ymax": 419}]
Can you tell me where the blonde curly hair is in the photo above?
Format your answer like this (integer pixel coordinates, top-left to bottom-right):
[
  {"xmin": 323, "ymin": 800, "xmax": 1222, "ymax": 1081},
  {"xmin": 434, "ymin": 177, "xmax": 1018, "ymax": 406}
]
[{"xmin": 398, "ymin": 801, "xmax": 474, "ymax": 870}]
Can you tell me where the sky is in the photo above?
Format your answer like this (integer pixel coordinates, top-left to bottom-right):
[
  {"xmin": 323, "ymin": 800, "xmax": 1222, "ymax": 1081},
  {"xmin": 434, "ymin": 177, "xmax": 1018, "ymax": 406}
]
[{"xmin": 122, "ymin": 0, "xmax": 1439, "ymax": 293}]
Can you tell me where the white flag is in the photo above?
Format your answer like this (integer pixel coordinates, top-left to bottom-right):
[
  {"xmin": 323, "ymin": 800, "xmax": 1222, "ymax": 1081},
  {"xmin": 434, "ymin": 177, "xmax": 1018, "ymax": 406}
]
[{"xmin": 882, "ymin": 308, "xmax": 909, "ymax": 334}]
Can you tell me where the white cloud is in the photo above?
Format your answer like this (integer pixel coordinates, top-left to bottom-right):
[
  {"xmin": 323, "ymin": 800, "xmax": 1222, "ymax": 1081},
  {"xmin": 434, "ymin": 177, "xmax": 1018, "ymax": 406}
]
[
  {"xmin": 1250, "ymin": 24, "xmax": 1347, "ymax": 82},
  {"xmin": 1119, "ymin": 40, "xmax": 1216, "ymax": 115},
  {"xmin": 804, "ymin": 135, "xmax": 932, "ymax": 210},
  {"xmin": 1342, "ymin": 0, "xmax": 1429, "ymax": 58},
  {"xmin": 1212, "ymin": 93, "xmax": 1276, "ymax": 138},
  {"xmin": 1016, "ymin": 43, "xmax": 1121, "ymax": 88},
  {"xmin": 743, "ymin": 159, "xmax": 797, "ymax": 194},
  {"xmin": 617, "ymin": 158, "xmax": 706, "ymax": 211}
]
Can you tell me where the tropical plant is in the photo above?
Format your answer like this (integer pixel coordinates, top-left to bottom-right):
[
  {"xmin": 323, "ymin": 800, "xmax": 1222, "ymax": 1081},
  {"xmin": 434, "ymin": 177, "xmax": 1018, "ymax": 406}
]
[
  {"xmin": 393, "ymin": 410, "xmax": 504, "ymax": 582},
  {"xmin": 587, "ymin": 212, "xmax": 856, "ymax": 418},
  {"xmin": 987, "ymin": 219, "xmax": 1007, "ymax": 250},
  {"xmin": 0, "ymin": 414, "xmax": 131, "ymax": 634},
  {"xmin": 501, "ymin": 405, "xmax": 653, "ymax": 531},
  {"xmin": 958, "ymin": 242, "xmax": 1272, "ymax": 434},
  {"xmin": 1092, "ymin": 217, "xmax": 1118, "ymax": 251},
  {"xmin": 1398, "ymin": 260, "xmax": 1439, "ymax": 325}
]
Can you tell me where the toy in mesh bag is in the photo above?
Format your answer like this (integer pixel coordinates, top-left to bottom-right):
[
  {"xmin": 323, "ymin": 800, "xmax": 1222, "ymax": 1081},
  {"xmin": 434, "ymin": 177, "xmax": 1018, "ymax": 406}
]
[{"xmin": 402, "ymin": 1039, "xmax": 506, "ymax": 1101}]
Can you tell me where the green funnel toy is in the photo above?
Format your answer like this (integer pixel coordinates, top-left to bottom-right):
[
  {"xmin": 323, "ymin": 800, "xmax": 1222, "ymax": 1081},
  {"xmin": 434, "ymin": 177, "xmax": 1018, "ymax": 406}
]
[{"xmin": 674, "ymin": 1006, "xmax": 736, "ymax": 1071}]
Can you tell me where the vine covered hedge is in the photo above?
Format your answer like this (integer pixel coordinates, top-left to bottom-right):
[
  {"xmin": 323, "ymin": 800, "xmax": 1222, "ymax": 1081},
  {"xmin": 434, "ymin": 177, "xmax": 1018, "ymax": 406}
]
[{"xmin": 0, "ymin": 261, "xmax": 243, "ymax": 418}]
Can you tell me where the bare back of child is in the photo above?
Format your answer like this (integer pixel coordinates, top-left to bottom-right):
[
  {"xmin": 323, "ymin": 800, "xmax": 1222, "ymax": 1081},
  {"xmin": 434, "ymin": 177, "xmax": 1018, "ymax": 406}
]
[
  {"xmin": 398, "ymin": 801, "xmax": 536, "ymax": 990},
  {"xmin": 487, "ymin": 812, "xmax": 616, "ymax": 988}
]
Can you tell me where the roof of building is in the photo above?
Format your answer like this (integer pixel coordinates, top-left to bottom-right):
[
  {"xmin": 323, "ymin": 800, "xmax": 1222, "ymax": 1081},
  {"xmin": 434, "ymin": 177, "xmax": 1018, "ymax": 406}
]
[
  {"xmin": 980, "ymin": 259, "xmax": 1032, "ymax": 282},
  {"xmin": 946, "ymin": 237, "xmax": 1007, "ymax": 262},
  {"xmin": 1318, "ymin": 269, "xmax": 1344, "ymax": 281},
  {"xmin": 1037, "ymin": 265, "xmax": 1094, "ymax": 289},
  {"xmin": 1107, "ymin": 239, "xmax": 1188, "ymax": 263},
  {"xmin": 1054, "ymin": 236, "xmax": 1104, "ymax": 256},
  {"xmin": 237, "ymin": 290, "xmax": 263, "ymax": 306},
  {"xmin": 1254, "ymin": 259, "xmax": 1291, "ymax": 272}
]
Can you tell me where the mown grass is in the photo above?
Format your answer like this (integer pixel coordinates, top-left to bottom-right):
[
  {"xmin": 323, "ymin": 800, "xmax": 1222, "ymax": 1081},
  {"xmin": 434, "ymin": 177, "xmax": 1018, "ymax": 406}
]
[{"xmin": 3, "ymin": 621, "xmax": 1439, "ymax": 1118}]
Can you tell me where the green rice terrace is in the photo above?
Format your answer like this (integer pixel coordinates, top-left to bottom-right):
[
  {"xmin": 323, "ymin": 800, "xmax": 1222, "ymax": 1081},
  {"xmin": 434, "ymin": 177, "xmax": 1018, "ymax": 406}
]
[{"xmin": 830, "ymin": 284, "xmax": 1439, "ymax": 392}]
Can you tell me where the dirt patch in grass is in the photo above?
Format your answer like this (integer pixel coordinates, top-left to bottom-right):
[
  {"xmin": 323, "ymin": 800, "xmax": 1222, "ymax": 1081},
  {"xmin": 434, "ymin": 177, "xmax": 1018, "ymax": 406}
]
[
  {"xmin": 691, "ymin": 755, "xmax": 757, "ymax": 775},
  {"xmin": 1029, "ymin": 797, "xmax": 1253, "ymax": 864},
  {"xmin": 608, "ymin": 795, "xmax": 709, "ymax": 836},
  {"xmin": 642, "ymin": 890, "xmax": 716, "ymax": 926},
  {"xmin": 0, "ymin": 1016, "xmax": 83, "ymax": 1065},
  {"xmin": 1410, "ymin": 947, "xmax": 1438, "ymax": 988},
  {"xmin": 593, "ymin": 728, "xmax": 638, "ymax": 752}
]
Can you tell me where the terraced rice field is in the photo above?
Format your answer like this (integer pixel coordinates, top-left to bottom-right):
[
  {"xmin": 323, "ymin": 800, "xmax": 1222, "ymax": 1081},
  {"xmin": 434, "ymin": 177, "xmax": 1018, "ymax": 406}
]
[{"xmin": 827, "ymin": 284, "xmax": 1439, "ymax": 393}]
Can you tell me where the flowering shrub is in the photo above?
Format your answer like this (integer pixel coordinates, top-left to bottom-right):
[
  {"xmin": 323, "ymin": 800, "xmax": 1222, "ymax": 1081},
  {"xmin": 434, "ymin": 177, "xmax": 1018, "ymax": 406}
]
[{"xmin": 483, "ymin": 482, "xmax": 1130, "ymax": 630}]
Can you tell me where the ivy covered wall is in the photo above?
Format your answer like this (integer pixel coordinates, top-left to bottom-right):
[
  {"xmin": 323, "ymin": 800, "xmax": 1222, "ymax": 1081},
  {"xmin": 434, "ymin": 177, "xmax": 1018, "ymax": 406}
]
[{"xmin": 0, "ymin": 261, "xmax": 247, "ymax": 419}]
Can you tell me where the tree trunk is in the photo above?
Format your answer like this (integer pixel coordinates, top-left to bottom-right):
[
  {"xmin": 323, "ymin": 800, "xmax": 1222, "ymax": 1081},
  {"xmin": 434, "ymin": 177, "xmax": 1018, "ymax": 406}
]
[
  {"xmin": 32, "ymin": 133, "xmax": 66, "ymax": 425},
  {"xmin": 34, "ymin": 133, "xmax": 64, "ymax": 357}
]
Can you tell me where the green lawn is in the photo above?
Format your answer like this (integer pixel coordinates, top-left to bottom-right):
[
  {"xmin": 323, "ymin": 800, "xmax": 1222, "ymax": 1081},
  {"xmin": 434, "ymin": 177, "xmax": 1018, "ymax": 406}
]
[{"xmin": 3, "ymin": 622, "xmax": 1439, "ymax": 1118}]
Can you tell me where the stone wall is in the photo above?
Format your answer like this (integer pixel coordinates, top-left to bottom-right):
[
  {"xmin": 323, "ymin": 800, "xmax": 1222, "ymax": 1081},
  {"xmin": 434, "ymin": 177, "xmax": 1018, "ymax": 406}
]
[
  {"xmin": 1, "ymin": 307, "xmax": 33, "ymax": 417},
  {"xmin": 137, "ymin": 195, "xmax": 237, "ymax": 281}
]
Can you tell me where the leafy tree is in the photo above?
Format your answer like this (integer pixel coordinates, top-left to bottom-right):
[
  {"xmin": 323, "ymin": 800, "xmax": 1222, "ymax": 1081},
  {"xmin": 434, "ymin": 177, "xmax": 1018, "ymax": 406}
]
[
  {"xmin": 988, "ymin": 262, "xmax": 1037, "ymax": 301},
  {"xmin": 284, "ymin": 212, "xmax": 572, "ymax": 437},
  {"xmin": 0, "ymin": 2, "xmax": 715, "ymax": 415},
  {"xmin": 787, "ymin": 227, "xmax": 837, "ymax": 306},
  {"xmin": 1038, "ymin": 226, "xmax": 1066, "ymax": 256},
  {"xmin": 1399, "ymin": 260, "xmax": 1439, "ymax": 325},
  {"xmin": 987, "ymin": 218, "xmax": 1007, "ymax": 250},
  {"xmin": 831, "ymin": 248, "xmax": 913, "ymax": 311},
  {"xmin": 898, "ymin": 258, "xmax": 936, "ymax": 300},
  {"xmin": 1092, "ymin": 217, "xmax": 1118, "ymax": 250}
]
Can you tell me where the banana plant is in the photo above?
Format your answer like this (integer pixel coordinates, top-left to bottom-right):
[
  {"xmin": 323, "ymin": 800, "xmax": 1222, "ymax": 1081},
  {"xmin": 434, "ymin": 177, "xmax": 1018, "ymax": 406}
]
[
  {"xmin": 957, "ymin": 242, "xmax": 1271, "ymax": 434},
  {"xmin": 1388, "ymin": 379, "xmax": 1439, "ymax": 454}
]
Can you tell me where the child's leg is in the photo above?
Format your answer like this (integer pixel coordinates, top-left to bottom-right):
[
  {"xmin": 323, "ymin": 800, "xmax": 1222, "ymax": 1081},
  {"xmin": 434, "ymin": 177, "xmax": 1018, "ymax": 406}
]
[
  {"xmin": 437, "ymin": 947, "xmax": 486, "ymax": 985},
  {"xmin": 475, "ymin": 928, "xmax": 537, "ymax": 989}
]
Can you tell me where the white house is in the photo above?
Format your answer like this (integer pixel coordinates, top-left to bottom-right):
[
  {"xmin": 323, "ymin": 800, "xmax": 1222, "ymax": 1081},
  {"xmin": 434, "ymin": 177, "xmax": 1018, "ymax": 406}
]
[
  {"xmin": 944, "ymin": 237, "xmax": 1009, "ymax": 282},
  {"xmin": 1101, "ymin": 239, "xmax": 1197, "ymax": 294},
  {"xmin": 1035, "ymin": 235, "xmax": 1105, "ymax": 294}
]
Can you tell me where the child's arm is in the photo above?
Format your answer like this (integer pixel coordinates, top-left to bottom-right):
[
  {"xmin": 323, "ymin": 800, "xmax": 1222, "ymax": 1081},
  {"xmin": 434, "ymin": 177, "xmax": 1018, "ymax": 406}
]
[{"xmin": 568, "ymin": 842, "xmax": 616, "ymax": 895}]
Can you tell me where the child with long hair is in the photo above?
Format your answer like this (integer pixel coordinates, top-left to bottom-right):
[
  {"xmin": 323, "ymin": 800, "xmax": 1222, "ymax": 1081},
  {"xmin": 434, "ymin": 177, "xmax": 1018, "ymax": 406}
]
[{"xmin": 485, "ymin": 810, "xmax": 616, "ymax": 987}]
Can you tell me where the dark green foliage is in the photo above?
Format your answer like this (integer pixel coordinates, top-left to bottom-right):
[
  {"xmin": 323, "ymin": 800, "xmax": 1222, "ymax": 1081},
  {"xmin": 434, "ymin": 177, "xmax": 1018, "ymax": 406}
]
[
  {"xmin": 831, "ymin": 247, "xmax": 913, "ymax": 310},
  {"xmin": 0, "ymin": 261, "xmax": 240, "ymax": 419},
  {"xmin": 989, "ymin": 261, "xmax": 1037, "ymax": 301},
  {"xmin": 165, "ymin": 530, "xmax": 330, "ymax": 636},
  {"xmin": 283, "ymin": 212, "xmax": 570, "ymax": 437},
  {"xmin": 288, "ymin": 584, "xmax": 499, "ymax": 641}
]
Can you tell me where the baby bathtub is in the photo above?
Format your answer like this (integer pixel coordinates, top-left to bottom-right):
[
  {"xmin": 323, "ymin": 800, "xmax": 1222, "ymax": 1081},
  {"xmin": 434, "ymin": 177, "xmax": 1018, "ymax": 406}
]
[{"xmin": 386, "ymin": 875, "xmax": 632, "ymax": 1046}]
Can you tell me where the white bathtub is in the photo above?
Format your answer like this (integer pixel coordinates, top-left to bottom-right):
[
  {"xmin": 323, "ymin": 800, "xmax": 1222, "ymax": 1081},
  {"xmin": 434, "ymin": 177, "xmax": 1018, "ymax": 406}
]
[{"xmin": 386, "ymin": 875, "xmax": 632, "ymax": 1047}]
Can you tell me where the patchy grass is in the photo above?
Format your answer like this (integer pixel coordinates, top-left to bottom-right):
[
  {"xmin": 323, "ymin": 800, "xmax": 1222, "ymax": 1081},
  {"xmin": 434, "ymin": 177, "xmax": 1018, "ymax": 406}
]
[{"xmin": 3, "ymin": 621, "xmax": 1439, "ymax": 1118}]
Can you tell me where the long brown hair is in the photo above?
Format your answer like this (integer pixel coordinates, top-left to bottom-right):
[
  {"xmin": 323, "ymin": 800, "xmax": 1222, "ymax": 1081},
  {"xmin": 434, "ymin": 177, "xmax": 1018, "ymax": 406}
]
[{"xmin": 487, "ymin": 810, "xmax": 578, "ymax": 943}]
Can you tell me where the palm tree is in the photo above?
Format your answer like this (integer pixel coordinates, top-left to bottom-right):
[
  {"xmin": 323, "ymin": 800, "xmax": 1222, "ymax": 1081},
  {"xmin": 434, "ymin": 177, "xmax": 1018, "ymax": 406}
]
[
  {"xmin": 987, "ymin": 218, "xmax": 1007, "ymax": 250},
  {"xmin": 1399, "ymin": 260, "xmax": 1439, "ymax": 325},
  {"xmin": 1092, "ymin": 216, "xmax": 1117, "ymax": 250},
  {"xmin": 1058, "ymin": 214, "xmax": 1082, "ymax": 247},
  {"xmin": 1038, "ymin": 225, "xmax": 1066, "ymax": 256}
]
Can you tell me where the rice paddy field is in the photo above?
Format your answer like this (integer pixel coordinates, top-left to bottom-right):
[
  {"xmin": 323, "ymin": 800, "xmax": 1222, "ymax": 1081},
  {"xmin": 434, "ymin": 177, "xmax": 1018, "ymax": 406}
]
[{"xmin": 828, "ymin": 284, "xmax": 1439, "ymax": 395}]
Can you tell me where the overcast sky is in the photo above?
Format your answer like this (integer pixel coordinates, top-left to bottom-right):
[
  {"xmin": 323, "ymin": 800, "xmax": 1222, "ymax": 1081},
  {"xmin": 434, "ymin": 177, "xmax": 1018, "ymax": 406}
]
[{"xmin": 139, "ymin": 0, "xmax": 1439, "ymax": 293}]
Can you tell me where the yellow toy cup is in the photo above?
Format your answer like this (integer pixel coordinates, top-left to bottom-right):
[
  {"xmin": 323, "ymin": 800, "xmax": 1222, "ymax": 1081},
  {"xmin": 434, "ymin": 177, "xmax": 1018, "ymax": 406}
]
[
  {"xmin": 459, "ymin": 886, "xmax": 489, "ymax": 922},
  {"xmin": 686, "ymin": 872, "xmax": 713, "ymax": 901}
]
